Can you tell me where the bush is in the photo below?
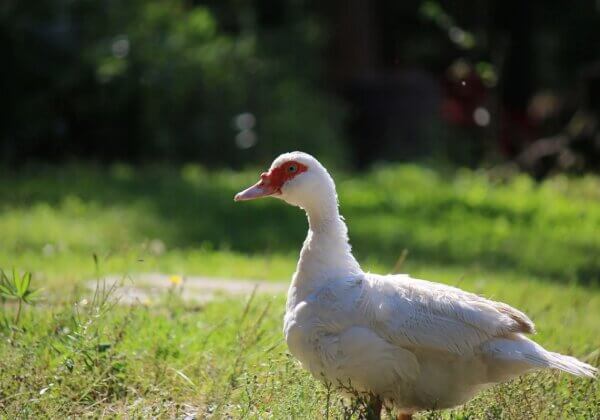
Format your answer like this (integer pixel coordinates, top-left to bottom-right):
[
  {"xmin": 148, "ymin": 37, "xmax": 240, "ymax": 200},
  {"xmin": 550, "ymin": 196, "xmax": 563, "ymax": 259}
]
[{"xmin": 0, "ymin": 0, "xmax": 346, "ymax": 166}]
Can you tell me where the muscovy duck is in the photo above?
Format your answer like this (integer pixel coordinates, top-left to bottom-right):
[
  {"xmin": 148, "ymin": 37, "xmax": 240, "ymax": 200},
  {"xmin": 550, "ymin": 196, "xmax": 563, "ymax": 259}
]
[{"xmin": 234, "ymin": 151, "xmax": 596, "ymax": 418}]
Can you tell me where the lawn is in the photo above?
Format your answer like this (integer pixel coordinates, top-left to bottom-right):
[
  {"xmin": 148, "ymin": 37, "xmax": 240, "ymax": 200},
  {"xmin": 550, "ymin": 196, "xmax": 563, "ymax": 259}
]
[{"xmin": 1, "ymin": 163, "xmax": 599, "ymax": 418}]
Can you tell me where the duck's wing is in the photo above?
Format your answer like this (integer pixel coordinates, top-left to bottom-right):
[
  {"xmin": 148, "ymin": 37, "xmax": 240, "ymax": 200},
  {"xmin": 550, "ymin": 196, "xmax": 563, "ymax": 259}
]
[{"xmin": 360, "ymin": 274, "xmax": 535, "ymax": 356}]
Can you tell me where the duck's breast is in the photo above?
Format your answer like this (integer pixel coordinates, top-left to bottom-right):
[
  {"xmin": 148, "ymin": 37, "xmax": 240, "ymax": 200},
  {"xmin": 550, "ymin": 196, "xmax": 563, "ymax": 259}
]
[{"xmin": 284, "ymin": 276, "xmax": 419, "ymax": 396}]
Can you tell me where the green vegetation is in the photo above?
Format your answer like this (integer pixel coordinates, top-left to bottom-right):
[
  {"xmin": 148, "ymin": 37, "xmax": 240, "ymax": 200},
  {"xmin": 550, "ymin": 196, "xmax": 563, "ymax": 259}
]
[
  {"xmin": 2, "ymin": 0, "xmax": 345, "ymax": 165},
  {"xmin": 2, "ymin": 163, "xmax": 599, "ymax": 287},
  {"xmin": 1, "ymin": 163, "xmax": 599, "ymax": 417}
]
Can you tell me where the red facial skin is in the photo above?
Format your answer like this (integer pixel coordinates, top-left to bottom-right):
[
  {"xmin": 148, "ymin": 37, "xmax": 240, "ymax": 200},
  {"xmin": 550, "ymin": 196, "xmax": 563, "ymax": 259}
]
[
  {"xmin": 234, "ymin": 160, "xmax": 308, "ymax": 201},
  {"xmin": 260, "ymin": 160, "xmax": 308, "ymax": 194}
]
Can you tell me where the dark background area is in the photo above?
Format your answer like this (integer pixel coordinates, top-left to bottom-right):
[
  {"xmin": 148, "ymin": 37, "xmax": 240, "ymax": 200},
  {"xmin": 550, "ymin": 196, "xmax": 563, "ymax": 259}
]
[{"xmin": 2, "ymin": 0, "xmax": 600, "ymax": 175}]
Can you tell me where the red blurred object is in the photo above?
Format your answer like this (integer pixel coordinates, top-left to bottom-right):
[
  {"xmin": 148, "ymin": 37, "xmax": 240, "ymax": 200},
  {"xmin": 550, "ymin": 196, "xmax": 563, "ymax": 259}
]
[{"xmin": 440, "ymin": 66, "xmax": 487, "ymax": 126}]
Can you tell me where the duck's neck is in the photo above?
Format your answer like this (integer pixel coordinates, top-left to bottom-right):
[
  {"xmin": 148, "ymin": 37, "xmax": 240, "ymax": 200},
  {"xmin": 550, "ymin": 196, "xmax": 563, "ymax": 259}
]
[{"xmin": 292, "ymin": 196, "xmax": 362, "ymax": 294}]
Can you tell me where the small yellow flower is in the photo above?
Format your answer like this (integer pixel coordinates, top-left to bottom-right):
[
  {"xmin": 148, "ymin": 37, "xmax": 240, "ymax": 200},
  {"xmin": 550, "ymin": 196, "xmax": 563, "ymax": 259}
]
[{"xmin": 169, "ymin": 275, "xmax": 183, "ymax": 286}]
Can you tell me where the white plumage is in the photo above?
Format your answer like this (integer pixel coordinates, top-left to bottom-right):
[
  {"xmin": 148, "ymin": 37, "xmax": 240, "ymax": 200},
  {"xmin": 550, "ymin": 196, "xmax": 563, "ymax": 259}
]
[{"xmin": 235, "ymin": 151, "xmax": 596, "ymax": 416}]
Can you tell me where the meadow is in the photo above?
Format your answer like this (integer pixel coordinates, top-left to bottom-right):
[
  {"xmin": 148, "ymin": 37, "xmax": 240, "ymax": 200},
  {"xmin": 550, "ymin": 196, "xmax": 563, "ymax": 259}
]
[{"xmin": 1, "ymin": 163, "xmax": 599, "ymax": 418}]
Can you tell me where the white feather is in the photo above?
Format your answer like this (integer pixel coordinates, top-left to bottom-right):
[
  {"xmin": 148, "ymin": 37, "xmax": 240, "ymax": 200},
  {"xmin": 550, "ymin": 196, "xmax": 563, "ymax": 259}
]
[{"xmin": 266, "ymin": 152, "xmax": 598, "ymax": 412}]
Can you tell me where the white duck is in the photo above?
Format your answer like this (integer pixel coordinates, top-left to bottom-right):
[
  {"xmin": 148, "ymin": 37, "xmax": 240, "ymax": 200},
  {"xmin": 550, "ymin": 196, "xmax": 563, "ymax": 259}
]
[{"xmin": 234, "ymin": 151, "xmax": 596, "ymax": 418}]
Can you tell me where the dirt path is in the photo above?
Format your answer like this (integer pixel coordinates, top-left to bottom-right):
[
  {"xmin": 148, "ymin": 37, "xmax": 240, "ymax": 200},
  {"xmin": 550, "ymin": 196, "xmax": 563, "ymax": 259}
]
[{"xmin": 90, "ymin": 273, "xmax": 288, "ymax": 304}]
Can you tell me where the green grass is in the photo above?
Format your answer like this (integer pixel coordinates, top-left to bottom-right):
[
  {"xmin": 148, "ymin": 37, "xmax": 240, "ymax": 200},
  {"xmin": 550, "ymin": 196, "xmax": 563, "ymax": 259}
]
[
  {"xmin": 1, "ymin": 163, "xmax": 600, "ymax": 286},
  {"xmin": 1, "ymin": 163, "xmax": 599, "ymax": 418}
]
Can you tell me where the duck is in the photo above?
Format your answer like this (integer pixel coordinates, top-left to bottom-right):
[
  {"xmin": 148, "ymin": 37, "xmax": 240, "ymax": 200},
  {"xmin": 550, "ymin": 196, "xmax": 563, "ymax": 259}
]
[{"xmin": 234, "ymin": 151, "xmax": 597, "ymax": 419}]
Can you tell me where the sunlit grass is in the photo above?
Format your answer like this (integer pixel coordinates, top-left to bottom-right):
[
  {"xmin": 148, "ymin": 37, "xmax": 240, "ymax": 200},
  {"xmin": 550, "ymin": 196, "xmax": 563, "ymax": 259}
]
[
  {"xmin": 0, "ymin": 163, "xmax": 599, "ymax": 417},
  {"xmin": 1, "ymin": 163, "xmax": 599, "ymax": 288},
  {"xmin": 0, "ymin": 283, "xmax": 597, "ymax": 418}
]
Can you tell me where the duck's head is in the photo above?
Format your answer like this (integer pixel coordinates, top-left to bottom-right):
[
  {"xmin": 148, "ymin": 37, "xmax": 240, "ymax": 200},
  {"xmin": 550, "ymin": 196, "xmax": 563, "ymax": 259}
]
[{"xmin": 234, "ymin": 151, "xmax": 337, "ymax": 210}]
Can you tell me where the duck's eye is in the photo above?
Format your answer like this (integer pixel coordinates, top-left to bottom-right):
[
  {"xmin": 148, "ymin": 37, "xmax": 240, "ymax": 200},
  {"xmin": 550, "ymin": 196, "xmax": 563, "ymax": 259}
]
[{"xmin": 288, "ymin": 164, "xmax": 297, "ymax": 173}]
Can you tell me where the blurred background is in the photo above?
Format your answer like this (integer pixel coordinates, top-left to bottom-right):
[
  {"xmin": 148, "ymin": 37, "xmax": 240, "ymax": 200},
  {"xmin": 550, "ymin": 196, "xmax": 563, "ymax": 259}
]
[
  {"xmin": 1, "ymin": 0, "xmax": 600, "ymax": 290},
  {"xmin": 2, "ymin": 0, "xmax": 600, "ymax": 176}
]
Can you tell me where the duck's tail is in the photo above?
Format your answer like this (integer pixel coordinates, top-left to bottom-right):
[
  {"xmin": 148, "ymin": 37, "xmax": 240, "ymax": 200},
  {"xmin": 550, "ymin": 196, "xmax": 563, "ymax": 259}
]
[
  {"xmin": 539, "ymin": 350, "xmax": 597, "ymax": 377},
  {"xmin": 483, "ymin": 335, "xmax": 597, "ymax": 379}
]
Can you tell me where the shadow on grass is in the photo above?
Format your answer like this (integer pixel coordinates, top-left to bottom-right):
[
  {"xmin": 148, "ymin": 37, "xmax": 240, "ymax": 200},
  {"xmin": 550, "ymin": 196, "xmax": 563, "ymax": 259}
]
[{"xmin": 1, "ymin": 163, "xmax": 599, "ymax": 285}]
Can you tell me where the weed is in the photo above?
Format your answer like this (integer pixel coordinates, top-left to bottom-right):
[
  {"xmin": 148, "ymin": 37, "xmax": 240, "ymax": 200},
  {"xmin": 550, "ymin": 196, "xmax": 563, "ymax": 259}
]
[{"xmin": 0, "ymin": 269, "xmax": 42, "ymax": 338}]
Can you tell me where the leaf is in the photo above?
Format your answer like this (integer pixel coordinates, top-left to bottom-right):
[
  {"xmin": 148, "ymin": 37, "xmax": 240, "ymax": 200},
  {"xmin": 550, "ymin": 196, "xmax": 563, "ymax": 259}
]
[
  {"xmin": 0, "ymin": 283, "xmax": 14, "ymax": 295},
  {"xmin": 7, "ymin": 267, "xmax": 19, "ymax": 292},
  {"xmin": 171, "ymin": 368, "xmax": 197, "ymax": 389},
  {"xmin": 12, "ymin": 268, "xmax": 19, "ymax": 293},
  {"xmin": 17, "ymin": 272, "xmax": 31, "ymax": 297},
  {"xmin": 0, "ymin": 273, "xmax": 17, "ymax": 298},
  {"xmin": 23, "ymin": 288, "xmax": 44, "ymax": 304},
  {"xmin": 13, "ymin": 273, "xmax": 24, "ymax": 297}
]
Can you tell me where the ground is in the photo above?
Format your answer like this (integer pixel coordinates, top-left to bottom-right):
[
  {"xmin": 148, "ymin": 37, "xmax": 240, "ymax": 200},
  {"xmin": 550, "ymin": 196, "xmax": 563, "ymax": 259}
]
[{"xmin": 0, "ymin": 163, "xmax": 599, "ymax": 418}]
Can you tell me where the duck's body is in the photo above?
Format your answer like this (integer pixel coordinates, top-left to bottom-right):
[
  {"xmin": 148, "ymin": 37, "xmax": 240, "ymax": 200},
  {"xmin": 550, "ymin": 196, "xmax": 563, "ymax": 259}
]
[
  {"xmin": 235, "ymin": 151, "xmax": 596, "ymax": 416},
  {"xmin": 285, "ymin": 272, "xmax": 590, "ymax": 412}
]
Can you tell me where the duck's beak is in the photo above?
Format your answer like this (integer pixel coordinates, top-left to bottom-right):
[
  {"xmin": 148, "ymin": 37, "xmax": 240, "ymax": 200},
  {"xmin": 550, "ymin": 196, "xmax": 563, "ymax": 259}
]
[{"xmin": 234, "ymin": 177, "xmax": 278, "ymax": 201}]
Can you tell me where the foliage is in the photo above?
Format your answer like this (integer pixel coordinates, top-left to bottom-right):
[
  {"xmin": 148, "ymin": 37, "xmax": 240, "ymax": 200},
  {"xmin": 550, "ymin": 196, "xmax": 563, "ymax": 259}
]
[
  {"xmin": 0, "ymin": 269, "xmax": 40, "ymax": 304},
  {"xmin": 0, "ymin": 269, "xmax": 41, "ymax": 335},
  {"xmin": 0, "ymin": 0, "xmax": 346, "ymax": 165}
]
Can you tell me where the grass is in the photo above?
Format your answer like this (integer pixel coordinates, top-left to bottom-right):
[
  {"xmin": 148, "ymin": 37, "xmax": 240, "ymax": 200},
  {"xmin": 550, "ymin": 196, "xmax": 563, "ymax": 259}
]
[{"xmin": 1, "ymin": 162, "xmax": 599, "ymax": 418}]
